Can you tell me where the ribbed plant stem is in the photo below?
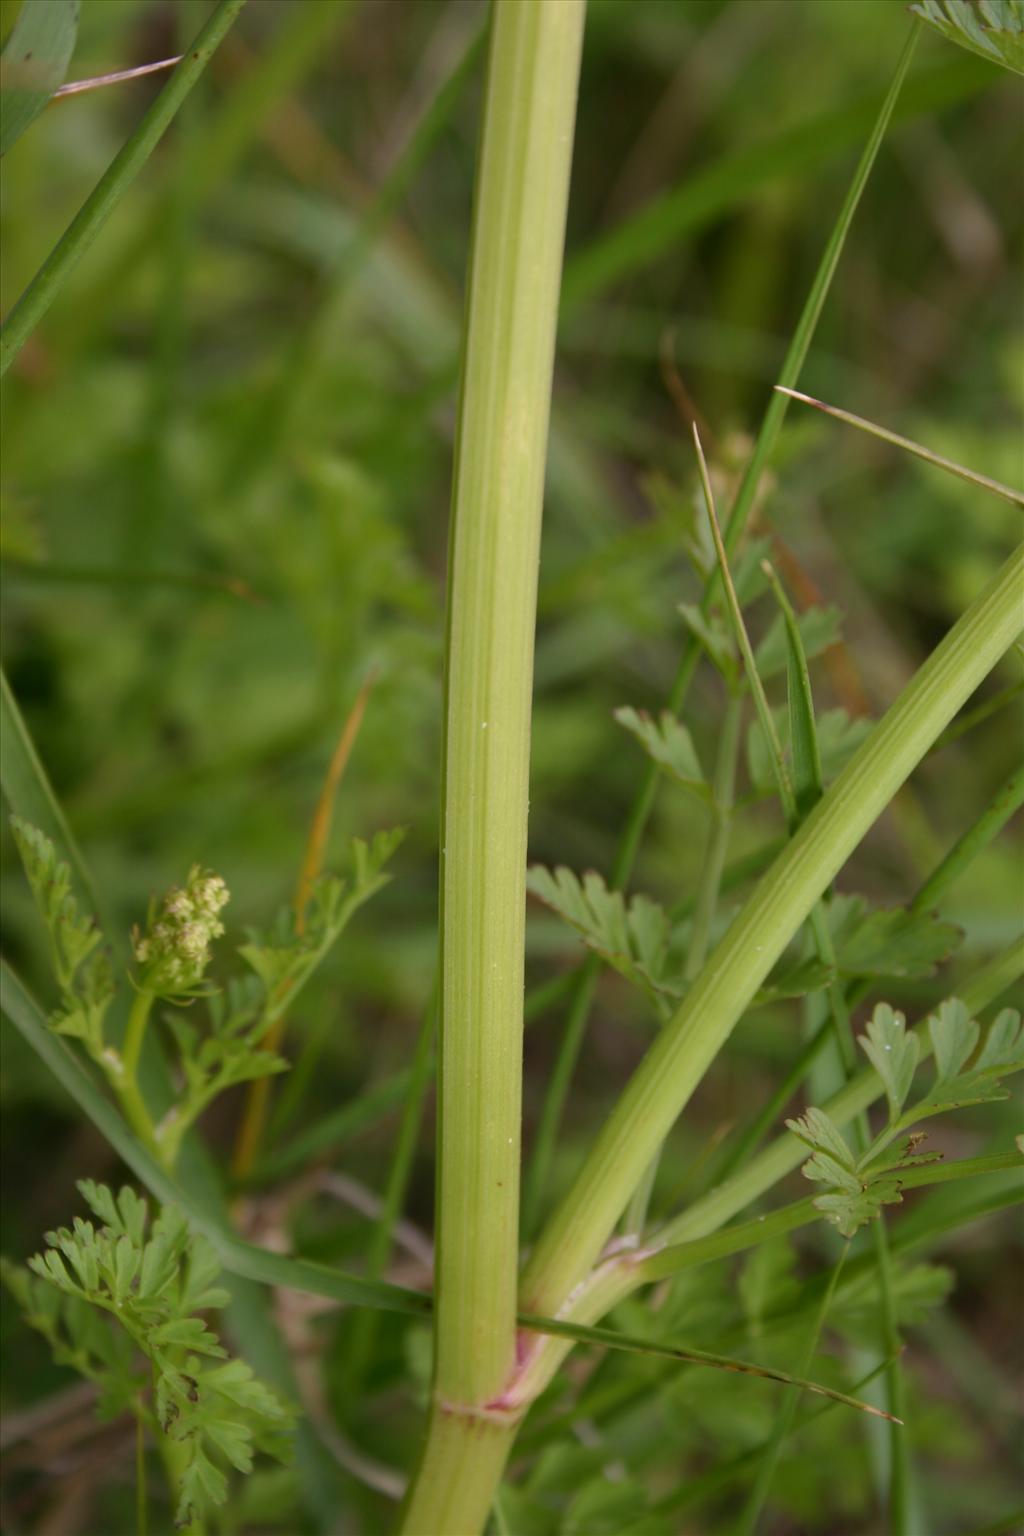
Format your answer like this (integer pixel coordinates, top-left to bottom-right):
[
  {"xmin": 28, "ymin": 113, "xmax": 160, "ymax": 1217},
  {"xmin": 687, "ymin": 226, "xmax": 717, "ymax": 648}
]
[
  {"xmin": 402, "ymin": 1407, "xmax": 521, "ymax": 1536},
  {"xmin": 521, "ymin": 540, "xmax": 1024, "ymax": 1320},
  {"xmin": 400, "ymin": 3, "xmax": 584, "ymax": 1530}
]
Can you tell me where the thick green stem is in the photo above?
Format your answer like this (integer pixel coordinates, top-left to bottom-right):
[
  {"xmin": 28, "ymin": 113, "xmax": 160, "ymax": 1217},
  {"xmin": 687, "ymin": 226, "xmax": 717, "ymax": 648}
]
[
  {"xmin": 654, "ymin": 931, "xmax": 1024, "ymax": 1255},
  {"xmin": 402, "ymin": 1406, "xmax": 520, "ymax": 1536},
  {"xmin": 717, "ymin": 768, "xmax": 1024, "ymax": 1181},
  {"xmin": 622, "ymin": 689, "xmax": 744, "ymax": 1240},
  {"xmin": 522, "ymin": 541, "xmax": 1024, "ymax": 1318},
  {"xmin": 401, "ymin": 2, "xmax": 584, "ymax": 1529}
]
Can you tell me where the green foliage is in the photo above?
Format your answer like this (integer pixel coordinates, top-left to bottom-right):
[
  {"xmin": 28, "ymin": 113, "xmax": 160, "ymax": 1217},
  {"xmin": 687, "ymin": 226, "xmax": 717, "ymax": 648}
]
[
  {"xmin": 5, "ymin": 1182, "xmax": 293, "ymax": 1530},
  {"xmin": 613, "ymin": 706, "xmax": 708, "ymax": 798},
  {"xmin": 0, "ymin": 0, "xmax": 80, "ymax": 156},
  {"xmin": 239, "ymin": 827, "xmax": 404, "ymax": 1011},
  {"xmin": 860, "ymin": 1003, "xmax": 921, "ymax": 1120},
  {"xmin": 527, "ymin": 864, "xmax": 687, "ymax": 1014},
  {"xmin": 11, "ymin": 819, "xmax": 402, "ymax": 1165},
  {"xmin": 759, "ymin": 567, "xmax": 828, "ymax": 821},
  {"xmin": 534, "ymin": 859, "xmax": 963, "ymax": 1018},
  {"xmin": 749, "ymin": 894, "xmax": 960, "ymax": 1002},
  {"xmin": 753, "ymin": 604, "xmax": 843, "ymax": 681},
  {"xmin": 787, "ymin": 1000, "xmax": 1024, "ymax": 1235},
  {"xmin": 911, "ymin": 0, "xmax": 1024, "ymax": 74},
  {"xmin": 678, "ymin": 602, "xmax": 739, "ymax": 684},
  {"xmin": 1, "ymin": 2, "xmax": 1021, "ymax": 1531},
  {"xmin": 156, "ymin": 977, "xmax": 289, "ymax": 1167},
  {"xmin": 747, "ymin": 707, "xmax": 871, "ymax": 798},
  {"xmin": 10, "ymin": 815, "xmax": 114, "ymax": 1063}
]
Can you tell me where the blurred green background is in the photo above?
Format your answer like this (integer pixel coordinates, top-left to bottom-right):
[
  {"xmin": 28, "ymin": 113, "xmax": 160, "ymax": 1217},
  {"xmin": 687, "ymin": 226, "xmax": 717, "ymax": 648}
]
[{"xmin": 1, "ymin": 1, "xmax": 1021, "ymax": 1532}]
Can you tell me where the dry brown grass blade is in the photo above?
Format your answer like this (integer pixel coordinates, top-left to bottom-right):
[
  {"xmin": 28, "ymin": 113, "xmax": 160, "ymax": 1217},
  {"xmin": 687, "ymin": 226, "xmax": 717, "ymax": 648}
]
[
  {"xmin": 231, "ymin": 672, "xmax": 377, "ymax": 1179},
  {"xmin": 53, "ymin": 58, "xmax": 183, "ymax": 99}
]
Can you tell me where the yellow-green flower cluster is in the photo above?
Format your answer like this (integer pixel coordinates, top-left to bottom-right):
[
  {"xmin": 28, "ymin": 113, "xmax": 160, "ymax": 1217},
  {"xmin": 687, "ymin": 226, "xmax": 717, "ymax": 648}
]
[{"xmin": 132, "ymin": 867, "xmax": 229, "ymax": 995}]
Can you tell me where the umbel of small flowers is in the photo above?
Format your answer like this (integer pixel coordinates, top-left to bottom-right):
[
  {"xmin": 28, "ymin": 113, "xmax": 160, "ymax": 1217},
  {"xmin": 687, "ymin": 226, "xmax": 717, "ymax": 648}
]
[{"xmin": 132, "ymin": 867, "xmax": 230, "ymax": 997}]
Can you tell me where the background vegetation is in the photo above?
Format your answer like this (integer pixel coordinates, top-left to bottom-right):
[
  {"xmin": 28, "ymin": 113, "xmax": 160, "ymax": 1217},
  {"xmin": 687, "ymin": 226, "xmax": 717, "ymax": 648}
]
[{"xmin": 1, "ymin": 1, "xmax": 1021, "ymax": 1532}]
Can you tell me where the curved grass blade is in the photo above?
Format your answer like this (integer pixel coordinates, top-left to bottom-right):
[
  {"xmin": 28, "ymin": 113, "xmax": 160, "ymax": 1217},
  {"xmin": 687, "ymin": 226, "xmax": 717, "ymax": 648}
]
[
  {"xmin": 0, "ymin": 666, "xmax": 104, "ymax": 925},
  {"xmin": 0, "ymin": 0, "xmax": 247, "ymax": 378},
  {"xmin": 775, "ymin": 387, "xmax": 1024, "ymax": 509},
  {"xmin": 0, "ymin": 0, "xmax": 79, "ymax": 155}
]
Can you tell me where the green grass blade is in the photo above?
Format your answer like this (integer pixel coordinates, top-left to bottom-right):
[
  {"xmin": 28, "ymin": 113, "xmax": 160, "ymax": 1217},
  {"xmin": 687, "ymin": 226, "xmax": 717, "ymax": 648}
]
[
  {"xmin": 763, "ymin": 562, "xmax": 825, "ymax": 819},
  {"xmin": 559, "ymin": 32, "xmax": 1000, "ymax": 312},
  {"xmin": 515, "ymin": 1311, "xmax": 899, "ymax": 1423},
  {"xmin": 637, "ymin": 1152, "xmax": 1020, "ymax": 1287},
  {"xmin": 232, "ymin": 18, "xmax": 485, "ymax": 486},
  {"xmin": 694, "ymin": 427, "xmax": 796, "ymax": 819},
  {"xmin": 249, "ymin": 1069, "xmax": 414, "ymax": 1184},
  {"xmin": 0, "ymin": 665, "xmax": 104, "ymax": 923},
  {"xmin": 912, "ymin": 764, "xmax": 1024, "ymax": 913},
  {"xmin": 775, "ymin": 387, "xmax": 1024, "ymax": 509},
  {"xmin": 733, "ymin": 1245, "xmax": 850, "ymax": 1536},
  {"xmin": 336, "ymin": 984, "xmax": 437, "ymax": 1406},
  {"xmin": 0, "ymin": 0, "xmax": 247, "ymax": 377},
  {"xmin": 0, "ymin": 0, "xmax": 80, "ymax": 155},
  {"xmin": 0, "ymin": 959, "xmax": 430, "ymax": 1320}
]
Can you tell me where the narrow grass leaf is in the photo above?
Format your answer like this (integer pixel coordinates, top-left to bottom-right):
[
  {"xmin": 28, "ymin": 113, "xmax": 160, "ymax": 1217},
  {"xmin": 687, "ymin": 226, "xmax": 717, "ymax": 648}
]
[
  {"xmin": 753, "ymin": 604, "xmax": 843, "ymax": 680},
  {"xmin": 559, "ymin": 39, "xmax": 993, "ymax": 311},
  {"xmin": 762, "ymin": 561, "xmax": 824, "ymax": 819},
  {"xmin": 515, "ymin": 1312, "xmax": 901, "ymax": 1423},
  {"xmin": 776, "ymin": 387, "xmax": 1024, "ymax": 509},
  {"xmin": 0, "ymin": 668, "xmax": 104, "ymax": 926},
  {"xmin": 0, "ymin": 0, "xmax": 247, "ymax": 377},
  {"xmin": 0, "ymin": 0, "xmax": 80, "ymax": 155},
  {"xmin": 693, "ymin": 426, "xmax": 796, "ymax": 821}
]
